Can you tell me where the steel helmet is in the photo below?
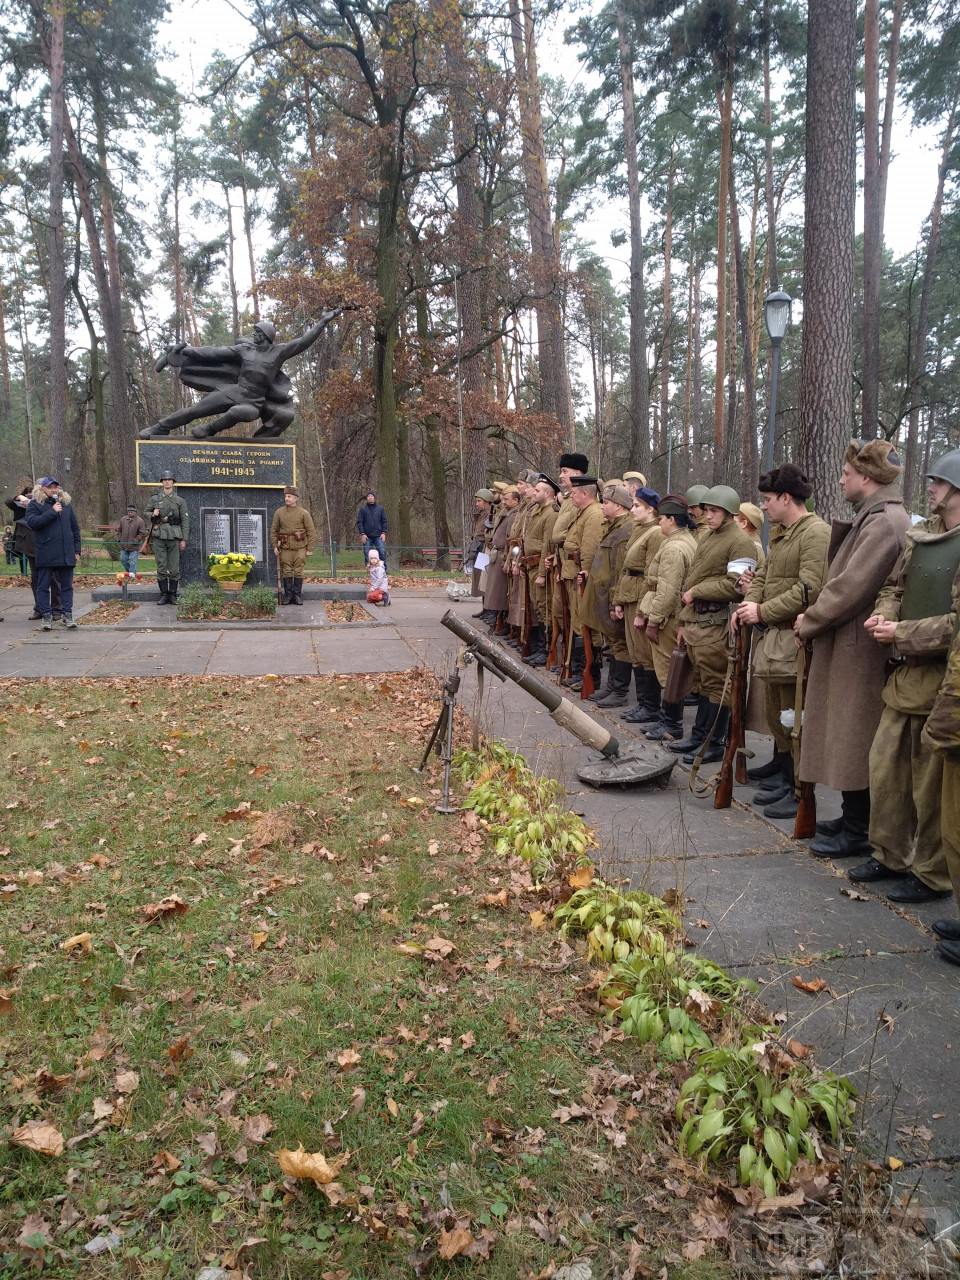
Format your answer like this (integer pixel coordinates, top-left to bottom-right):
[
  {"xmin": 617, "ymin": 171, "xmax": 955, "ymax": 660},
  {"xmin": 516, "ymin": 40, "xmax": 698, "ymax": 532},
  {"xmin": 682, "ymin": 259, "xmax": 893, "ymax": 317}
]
[
  {"xmin": 927, "ymin": 449, "xmax": 960, "ymax": 490},
  {"xmin": 701, "ymin": 484, "xmax": 741, "ymax": 515},
  {"xmin": 686, "ymin": 484, "xmax": 709, "ymax": 506},
  {"xmin": 159, "ymin": 470, "xmax": 175, "ymax": 481},
  {"xmin": 254, "ymin": 319, "xmax": 277, "ymax": 342}
]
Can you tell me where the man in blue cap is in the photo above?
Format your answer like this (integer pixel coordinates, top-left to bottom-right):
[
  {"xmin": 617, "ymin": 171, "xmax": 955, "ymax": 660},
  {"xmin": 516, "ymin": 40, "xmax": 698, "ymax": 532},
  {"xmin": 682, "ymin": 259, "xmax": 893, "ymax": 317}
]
[{"xmin": 25, "ymin": 476, "xmax": 81, "ymax": 630}]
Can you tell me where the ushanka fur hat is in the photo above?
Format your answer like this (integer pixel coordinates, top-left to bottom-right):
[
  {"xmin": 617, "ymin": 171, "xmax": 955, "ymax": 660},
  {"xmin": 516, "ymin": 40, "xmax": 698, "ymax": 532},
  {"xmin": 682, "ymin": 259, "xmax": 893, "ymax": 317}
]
[
  {"xmin": 558, "ymin": 452, "xmax": 589, "ymax": 473},
  {"xmin": 845, "ymin": 438, "xmax": 901, "ymax": 485},
  {"xmin": 758, "ymin": 462, "xmax": 813, "ymax": 501}
]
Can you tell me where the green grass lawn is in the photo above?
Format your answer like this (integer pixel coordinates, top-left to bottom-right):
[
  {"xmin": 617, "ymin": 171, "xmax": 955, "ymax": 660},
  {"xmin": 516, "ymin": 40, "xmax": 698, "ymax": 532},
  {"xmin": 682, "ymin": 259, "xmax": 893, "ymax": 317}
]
[{"xmin": 1, "ymin": 673, "xmax": 733, "ymax": 1279}]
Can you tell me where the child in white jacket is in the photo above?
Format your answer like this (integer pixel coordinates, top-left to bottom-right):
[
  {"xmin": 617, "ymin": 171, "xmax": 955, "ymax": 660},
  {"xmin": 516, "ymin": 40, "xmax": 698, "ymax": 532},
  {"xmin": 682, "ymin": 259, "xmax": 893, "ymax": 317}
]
[{"xmin": 367, "ymin": 550, "xmax": 390, "ymax": 605}]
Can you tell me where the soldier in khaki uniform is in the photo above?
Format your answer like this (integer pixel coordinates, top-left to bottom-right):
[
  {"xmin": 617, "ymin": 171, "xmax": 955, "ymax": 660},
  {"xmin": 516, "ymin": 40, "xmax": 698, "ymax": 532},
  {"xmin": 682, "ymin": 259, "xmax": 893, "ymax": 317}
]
[
  {"xmin": 546, "ymin": 453, "xmax": 589, "ymax": 674},
  {"xmin": 562, "ymin": 476, "xmax": 605, "ymax": 692},
  {"xmin": 506, "ymin": 470, "xmax": 538, "ymax": 646},
  {"xmin": 922, "ymin": 565, "xmax": 960, "ymax": 967},
  {"xmin": 145, "ymin": 469, "xmax": 189, "ymax": 605},
  {"xmin": 672, "ymin": 484, "xmax": 756, "ymax": 763},
  {"xmin": 582, "ymin": 483, "xmax": 636, "ymax": 706},
  {"xmin": 484, "ymin": 486, "xmax": 519, "ymax": 628},
  {"xmin": 270, "ymin": 485, "xmax": 316, "ymax": 605},
  {"xmin": 613, "ymin": 488, "xmax": 663, "ymax": 723},
  {"xmin": 733, "ymin": 464, "xmax": 830, "ymax": 818},
  {"xmin": 638, "ymin": 495, "xmax": 698, "ymax": 741},
  {"xmin": 523, "ymin": 474, "xmax": 560, "ymax": 666},
  {"xmin": 686, "ymin": 484, "xmax": 710, "ymax": 541},
  {"xmin": 848, "ymin": 449, "xmax": 960, "ymax": 905}
]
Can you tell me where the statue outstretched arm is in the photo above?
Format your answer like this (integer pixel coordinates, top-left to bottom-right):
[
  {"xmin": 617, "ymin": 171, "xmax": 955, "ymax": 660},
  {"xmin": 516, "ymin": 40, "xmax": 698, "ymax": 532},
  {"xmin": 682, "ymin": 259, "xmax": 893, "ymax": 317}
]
[{"xmin": 276, "ymin": 307, "xmax": 344, "ymax": 360}]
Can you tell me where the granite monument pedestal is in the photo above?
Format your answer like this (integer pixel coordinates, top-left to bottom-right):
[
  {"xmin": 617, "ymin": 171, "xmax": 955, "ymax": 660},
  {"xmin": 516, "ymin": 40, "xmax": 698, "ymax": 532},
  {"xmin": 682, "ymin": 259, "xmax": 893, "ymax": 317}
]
[{"xmin": 136, "ymin": 439, "xmax": 297, "ymax": 589}]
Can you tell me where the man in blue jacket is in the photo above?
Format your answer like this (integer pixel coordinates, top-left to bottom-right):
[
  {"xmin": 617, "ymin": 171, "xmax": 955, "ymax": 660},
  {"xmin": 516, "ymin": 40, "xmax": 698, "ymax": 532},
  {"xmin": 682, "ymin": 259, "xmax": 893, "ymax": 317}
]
[
  {"xmin": 25, "ymin": 476, "xmax": 82, "ymax": 630},
  {"xmin": 356, "ymin": 491, "xmax": 388, "ymax": 565}
]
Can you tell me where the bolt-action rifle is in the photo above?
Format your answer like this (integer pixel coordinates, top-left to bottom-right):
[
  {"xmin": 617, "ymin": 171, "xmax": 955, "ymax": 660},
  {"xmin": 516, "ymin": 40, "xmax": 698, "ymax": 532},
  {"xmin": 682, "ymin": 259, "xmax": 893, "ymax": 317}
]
[{"xmin": 714, "ymin": 622, "xmax": 750, "ymax": 810}]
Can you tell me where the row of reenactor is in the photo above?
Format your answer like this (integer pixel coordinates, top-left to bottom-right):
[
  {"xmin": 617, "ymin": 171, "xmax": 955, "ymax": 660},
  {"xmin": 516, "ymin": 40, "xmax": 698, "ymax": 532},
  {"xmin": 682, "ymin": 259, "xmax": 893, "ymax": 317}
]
[{"xmin": 473, "ymin": 441, "xmax": 960, "ymax": 972}]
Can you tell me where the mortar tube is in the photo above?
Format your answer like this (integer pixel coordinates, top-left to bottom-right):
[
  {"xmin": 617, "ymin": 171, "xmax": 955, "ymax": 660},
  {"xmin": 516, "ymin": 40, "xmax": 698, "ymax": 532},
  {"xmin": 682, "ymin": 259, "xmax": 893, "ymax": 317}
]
[{"xmin": 441, "ymin": 610, "xmax": 620, "ymax": 758}]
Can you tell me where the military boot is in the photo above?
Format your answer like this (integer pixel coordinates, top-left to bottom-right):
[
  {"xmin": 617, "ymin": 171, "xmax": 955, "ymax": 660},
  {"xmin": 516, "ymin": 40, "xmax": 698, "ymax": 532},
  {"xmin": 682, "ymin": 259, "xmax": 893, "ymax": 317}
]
[
  {"xmin": 644, "ymin": 701, "xmax": 683, "ymax": 742},
  {"xmin": 762, "ymin": 756, "xmax": 798, "ymax": 818},
  {"xmin": 686, "ymin": 704, "xmax": 728, "ymax": 764},
  {"xmin": 278, "ymin": 578, "xmax": 291, "ymax": 605},
  {"xmin": 562, "ymin": 639, "xmax": 585, "ymax": 692},
  {"xmin": 157, "ymin": 576, "xmax": 170, "ymax": 605},
  {"xmin": 624, "ymin": 668, "xmax": 663, "ymax": 724},
  {"xmin": 595, "ymin": 659, "xmax": 632, "ymax": 708},
  {"xmin": 621, "ymin": 668, "xmax": 647, "ymax": 722},
  {"xmin": 168, "ymin": 578, "xmax": 179, "ymax": 603},
  {"xmin": 810, "ymin": 817, "xmax": 872, "ymax": 859},
  {"xmin": 586, "ymin": 655, "xmax": 613, "ymax": 702},
  {"xmin": 747, "ymin": 753, "xmax": 784, "ymax": 782},
  {"xmin": 523, "ymin": 626, "xmax": 547, "ymax": 666},
  {"xmin": 752, "ymin": 751, "xmax": 792, "ymax": 804},
  {"xmin": 668, "ymin": 694, "xmax": 710, "ymax": 754},
  {"xmin": 292, "ymin": 578, "xmax": 304, "ymax": 605}
]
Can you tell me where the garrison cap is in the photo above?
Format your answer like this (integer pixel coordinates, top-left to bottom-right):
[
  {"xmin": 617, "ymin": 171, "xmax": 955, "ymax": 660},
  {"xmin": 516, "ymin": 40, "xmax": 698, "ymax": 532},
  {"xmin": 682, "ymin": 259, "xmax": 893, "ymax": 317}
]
[
  {"xmin": 738, "ymin": 501, "xmax": 764, "ymax": 531},
  {"xmin": 623, "ymin": 470, "xmax": 647, "ymax": 485}
]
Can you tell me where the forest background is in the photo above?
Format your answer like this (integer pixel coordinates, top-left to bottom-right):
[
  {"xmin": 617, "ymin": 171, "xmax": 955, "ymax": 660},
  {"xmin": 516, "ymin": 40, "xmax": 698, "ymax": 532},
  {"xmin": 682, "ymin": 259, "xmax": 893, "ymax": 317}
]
[{"xmin": 1, "ymin": 0, "xmax": 958, "ymax": 557}]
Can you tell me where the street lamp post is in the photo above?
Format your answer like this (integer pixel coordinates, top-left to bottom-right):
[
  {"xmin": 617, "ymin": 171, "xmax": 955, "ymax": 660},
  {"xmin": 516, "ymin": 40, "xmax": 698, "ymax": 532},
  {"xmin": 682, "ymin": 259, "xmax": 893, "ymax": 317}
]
[{"xmin": 762, "ymin": 290, "xmax": 792, "ymax": 476}]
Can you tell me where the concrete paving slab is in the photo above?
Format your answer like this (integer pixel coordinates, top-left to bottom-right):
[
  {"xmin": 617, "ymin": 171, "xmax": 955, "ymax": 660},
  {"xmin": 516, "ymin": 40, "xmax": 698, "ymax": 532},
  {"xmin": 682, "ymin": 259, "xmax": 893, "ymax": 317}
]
[
  {"xmin": 87, "ymin": 637, "xmax": 217, "ymax": 677},
  {"xmin": 206, "ymin": 631, "xmax": 319, "ymax": 675},
  {"xmin": 312, "ymin": 630, "xmax": 414, "ymax": 674}
]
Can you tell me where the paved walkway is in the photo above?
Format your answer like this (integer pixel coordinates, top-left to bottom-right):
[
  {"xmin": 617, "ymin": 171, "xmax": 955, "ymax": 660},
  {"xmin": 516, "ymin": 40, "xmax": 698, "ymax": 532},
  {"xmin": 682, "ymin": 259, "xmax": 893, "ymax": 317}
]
[{"xmin": 1, "ymin": 583, "xmax": 957, "ymax": 1217}]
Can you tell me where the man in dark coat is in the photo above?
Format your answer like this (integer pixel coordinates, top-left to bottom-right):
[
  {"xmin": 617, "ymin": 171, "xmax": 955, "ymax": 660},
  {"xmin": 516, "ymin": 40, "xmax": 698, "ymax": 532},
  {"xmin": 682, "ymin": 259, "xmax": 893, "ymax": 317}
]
[
  {"xmin": 25, "ymin": 476, "xmax": 82, "ymax": 630},
  {"xmin": 357, "ymin": 492, "xmax": 388, "ymax": 565}
]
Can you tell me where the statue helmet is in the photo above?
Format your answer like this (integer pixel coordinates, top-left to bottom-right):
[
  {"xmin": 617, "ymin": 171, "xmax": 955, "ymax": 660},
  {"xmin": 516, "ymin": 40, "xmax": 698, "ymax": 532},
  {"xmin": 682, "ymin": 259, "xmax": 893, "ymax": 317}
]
[
  {"xmin": 927, "ymin": 449, "xmax": 960, "ymax": 491},
  {"xmin": 701, "ymin": 484, "xmax": 742, "ymax": 516},
  {"xmin": 160, "ymin": 470, "xmax": 175, "ymax": 481},
  {"xmin": 254, "ymin": 319, "xmax": 277, "ymax": 343}
]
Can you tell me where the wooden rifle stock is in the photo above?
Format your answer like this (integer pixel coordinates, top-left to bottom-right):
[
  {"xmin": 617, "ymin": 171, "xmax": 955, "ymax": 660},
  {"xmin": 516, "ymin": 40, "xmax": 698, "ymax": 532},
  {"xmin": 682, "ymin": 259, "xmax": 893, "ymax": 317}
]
[
  {"xmin": 545, "ymin": 565, "xmax": 558, "ymax": 667},
  {"xmin": 792, "ymin": 643, "xmax": 817, "ymax": 838},
  {"xmin": 714, "ymin": 624, "xmax": 749, "ymax": 810},
  {"xmin": 560, "ymin": 574, "xmax": 573, "ymax": 681},
  {"xmin": 521, "ymin": 568, "xmax": 534, "ymax": 657}
]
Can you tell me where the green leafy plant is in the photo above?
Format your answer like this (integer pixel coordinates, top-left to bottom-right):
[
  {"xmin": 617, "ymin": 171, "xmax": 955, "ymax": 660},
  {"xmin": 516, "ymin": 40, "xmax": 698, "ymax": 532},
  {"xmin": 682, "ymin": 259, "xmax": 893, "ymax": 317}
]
[
  {"xmin": 492, "ymin": 807, "xmax": 592, "ymax": 881},
  {"xmin": 554, "ymin": 883, "xmax": 681, "ymax": 962},
  {"xmin": 601, "ymin": 947, "xmax": 754, "ymax": 1060},
  {"xmin": 177, "ymin": 583, "xmax": 225, "ymax": 620},
  {"xmin": 676, "ymin": 1038, "xmax": 857, "ymax": 1192}
]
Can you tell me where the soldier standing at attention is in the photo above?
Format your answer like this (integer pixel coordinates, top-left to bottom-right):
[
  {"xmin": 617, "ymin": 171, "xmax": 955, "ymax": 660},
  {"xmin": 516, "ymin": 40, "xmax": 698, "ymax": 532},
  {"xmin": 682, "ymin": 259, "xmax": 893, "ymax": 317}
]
[
  {"xmin": 638, "ymin": 495, "xmax": 698, "ymax": 742},
  {"xmin": 613, "ymin": 488, "xmax": 663, "ymax": 723},
  {"xmin": 562, "ymin": 476, "xmax": 605, "ymax": 692},
  {"xmin": 922, "ymin": 567, "xmax": 960, "ymax": 967},
  {"xmin": 545, "ymin": 453, "xmax": 589, "ymax": 672},
  {"xmin": 583, "ymin": 483, "xmax": 636, "ymax": 706},
  {"xmin": 523, "ymin": 474, "xmax": 560, "ymax": 667},
  {"xmin": 671, "ymin": 485, "xmax": 756, "ymax": 763},
  {"xmin": 847, "ymin": 449, "xmax": 960, "ymax": 904},
  {"xmin": 686, "ymin": 485, "xmax": 710, "ymax": 541},
  {"xmin": 795, "ymin": 440, "xmax": 909, "ymax": 860},
  {"xmin": 733, "ymin": 465, "xmax": 830, "ymax": 819},
  {"xmin": 271, "ymin": 485, "xmax": 317, "ymax": 605},
  {"xmin": 146, "ymin": 470, "xmax": 189, "ymax": 605}
]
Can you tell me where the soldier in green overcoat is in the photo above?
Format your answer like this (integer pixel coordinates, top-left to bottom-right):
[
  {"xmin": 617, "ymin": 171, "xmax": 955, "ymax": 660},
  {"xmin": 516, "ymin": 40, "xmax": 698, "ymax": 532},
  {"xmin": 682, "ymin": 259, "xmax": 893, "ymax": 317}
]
[{"xmin": 145, "ymin": 470, "xmax": 189, "ymax": 604}]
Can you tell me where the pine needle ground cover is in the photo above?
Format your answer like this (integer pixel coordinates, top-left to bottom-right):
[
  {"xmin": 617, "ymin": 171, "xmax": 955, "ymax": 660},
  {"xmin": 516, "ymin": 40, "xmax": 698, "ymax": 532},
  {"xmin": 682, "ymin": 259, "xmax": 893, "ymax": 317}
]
[{"xmin": 0, "ymin": 673, "xmax": 942, "ymax": 1278}]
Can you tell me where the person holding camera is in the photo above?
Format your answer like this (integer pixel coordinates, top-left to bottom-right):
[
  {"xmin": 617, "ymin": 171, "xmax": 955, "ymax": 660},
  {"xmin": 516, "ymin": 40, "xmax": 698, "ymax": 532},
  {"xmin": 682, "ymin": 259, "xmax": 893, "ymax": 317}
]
[{"xmin": 24, "ymin": 476, "xmax": 81, "ymax": 630}]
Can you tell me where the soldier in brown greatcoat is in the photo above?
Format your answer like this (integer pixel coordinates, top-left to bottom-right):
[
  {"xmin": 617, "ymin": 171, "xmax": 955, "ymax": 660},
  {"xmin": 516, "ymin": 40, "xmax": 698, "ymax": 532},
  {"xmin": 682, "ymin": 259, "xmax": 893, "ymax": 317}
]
[
  {"xmin": 270, "ymin": 486, "xmax": 316, "ymax": 605},
  {"xmin": 795, "ymin": 440, "xmax": 910, "ymax": 859}
]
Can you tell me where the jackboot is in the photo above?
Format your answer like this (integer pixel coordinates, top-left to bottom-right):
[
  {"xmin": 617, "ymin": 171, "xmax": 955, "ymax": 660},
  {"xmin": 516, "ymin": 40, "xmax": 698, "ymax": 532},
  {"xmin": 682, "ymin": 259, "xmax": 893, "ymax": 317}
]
[
  {"xmin": 668, "ymin": 694, "xmax": 710, "ymax": 754},
  {"xmin": 157, "ymin": 576, "xmax": 171, "ymax": 605},
  {"xmin": 763, "ymin": 756, "xmax": 799, "ymax": 818},
  {"xmin": 293, "ymin": 578, "xmax": 304, "ymax": 605},
  {"xmin": 623, "ymin": 668, "xmax": 662, "ymax": 724},
  {"xmin": 168, "ymin": 578, "xmax": 179, "ymax": 603},
  {"xmin": 621, "ymin": 668, "xmax": 649, "ymax": 722},
  {"xmin": 562, "ymin": 638, "xmax": 585, "ymax": 692},
  {"xmin": 686, "ymin": 704, "xmax": 728, "ymax": 764},
  {"xmin": 595, "ymin": 658, "xmax": 632, "ymax": 707},
  {"xmin": 747, "ymin": 753, "xmax": 784, "ymax": 782},
  {"xmin": 809, "ymin": 818, "xmax": 872, "ymax": 859},
  {"xmin": 523, "ymin": 626, "xmax": 547, "ymax": 666},
  {"xmin": 587, "ymin": 655, "xmax": 613, "ymax": 702},
  {"xmin": 751, "ymin": 751, "xmax": 791, "ymax": 804},
  {"xmin": 279, "ymin": 578, "xmax": 292, "ymax": 605},
  {"xmin": 644, "ymin": 701, "xmax": 683, "ymax": 742}
]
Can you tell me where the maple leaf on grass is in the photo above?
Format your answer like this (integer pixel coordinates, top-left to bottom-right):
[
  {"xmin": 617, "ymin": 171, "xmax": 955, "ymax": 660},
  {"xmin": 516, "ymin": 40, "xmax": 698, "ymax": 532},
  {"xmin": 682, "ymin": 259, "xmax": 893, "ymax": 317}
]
[{"xmin": 276, "ymin": 1145, "xmax": 349, "ymax": 1189}]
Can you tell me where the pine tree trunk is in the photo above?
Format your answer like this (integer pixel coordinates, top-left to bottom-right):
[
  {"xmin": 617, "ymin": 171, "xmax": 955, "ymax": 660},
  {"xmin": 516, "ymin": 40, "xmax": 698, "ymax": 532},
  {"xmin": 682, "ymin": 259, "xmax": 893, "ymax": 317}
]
[
  {"xmin": 903, "ymin": 103, "xmax": 956, "ymax": 505},
  {"xmin": 714, "ymin": 75, "xmax": 733, "ymax": 470},
  {"xmin": 660, "ymin": 149, "xmax": 674, "ymax": 462},
  {"xmin": 73, "ymin": 282, "xmax": 110, "ymax": 523},
  {"xmin": 224, "ymin": 187, "xmax": 240, "ymax": 339},
  {"xmin": 238, "ymin": 161, "xmax": 260, "ymax": 323},
  {"xmin": 879, "ymin": 0, "xmax": 904, "ymax": 241},
  {"xmin": 0, "ymin": 267, "xmax": 11, "ymax": 414},
  {"xmin": 862, "ymin": 0, "xmax": 881, "ymax": 437},
  {"xmin": 763, "ymin": 0, "xmax": 779, "ymax": 293},
  {"xmin": 798, "ymin": 0, "xmax": 856, "ymax": 521},
  {"xmin": 617, "ymin": 0, "xmax": 649, "ymax": 469},
  {"xmin": 508, "ymin": 0, "xmax": 573, "ymax": 435},
  {"xmin": 44, "ymin": 0, "xmax": 68, "ymax": 473},
  {"xmin": 682, "ymin": 225, "xmax": 695, "ymax": 490},
  {"xmin": 729, "ymin": 157, "xmax": 758, "ymax": 497}
]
